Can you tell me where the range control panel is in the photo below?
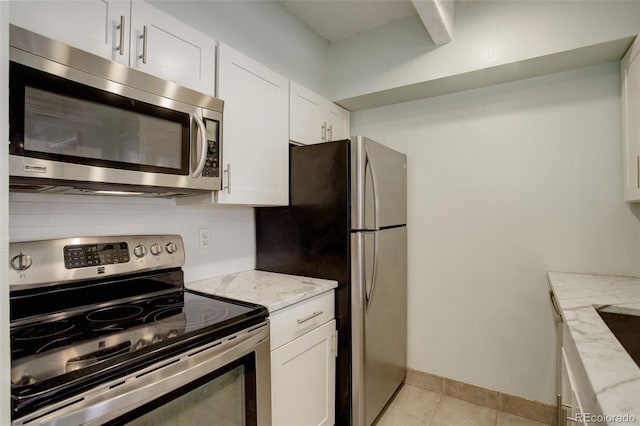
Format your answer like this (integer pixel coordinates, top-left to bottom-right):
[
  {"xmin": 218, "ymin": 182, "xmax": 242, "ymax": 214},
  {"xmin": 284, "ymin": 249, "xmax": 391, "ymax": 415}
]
[
  {"xmin": 64, "ymin": 242, "xmax": 130, "ymax": 269},
  {"xmin": 9, "ymin": 235, "xmax": 185, "ymax": 289}
]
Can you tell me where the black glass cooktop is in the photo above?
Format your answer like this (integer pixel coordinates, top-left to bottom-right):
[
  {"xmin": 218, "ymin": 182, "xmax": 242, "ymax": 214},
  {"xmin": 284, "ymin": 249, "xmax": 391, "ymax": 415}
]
[
  {"xmin": 10, "ymin": 270, "xmax": 268, "ymax": 417},
  {"xmin": 11, "ymin": 290, "xmax": 260, "ymax": 366}
]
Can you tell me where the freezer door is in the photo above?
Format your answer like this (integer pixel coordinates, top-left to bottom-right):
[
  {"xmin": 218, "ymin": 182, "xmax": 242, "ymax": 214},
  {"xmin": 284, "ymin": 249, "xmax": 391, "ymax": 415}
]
[
  {"xmin": 351, "ymin": 226, "xmax": 407, "ymax": 426},
  {"xmin": 351, "ymin": 136, "xmax": 407, "ymax": 230}
]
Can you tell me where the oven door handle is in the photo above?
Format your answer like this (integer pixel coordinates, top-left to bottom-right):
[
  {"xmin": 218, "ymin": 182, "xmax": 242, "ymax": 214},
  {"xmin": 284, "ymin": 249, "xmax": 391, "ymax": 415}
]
[
  {"xmin": 15, "ymin": 324, "xmax": 271, "ymax": 426},
  {"xmin": 190, "ymin": 114, "xmax": 208, "ymax": 178}
]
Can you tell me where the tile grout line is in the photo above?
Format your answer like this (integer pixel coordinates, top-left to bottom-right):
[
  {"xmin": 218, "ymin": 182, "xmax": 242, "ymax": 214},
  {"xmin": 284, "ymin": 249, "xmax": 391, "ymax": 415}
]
[
  {"xmin": 406, "ymin": 368, "xmax": 555, "ymax": 425},
  {"xmin": 426, "ymin": 392, "xmax": 444, "ymax": 426}
]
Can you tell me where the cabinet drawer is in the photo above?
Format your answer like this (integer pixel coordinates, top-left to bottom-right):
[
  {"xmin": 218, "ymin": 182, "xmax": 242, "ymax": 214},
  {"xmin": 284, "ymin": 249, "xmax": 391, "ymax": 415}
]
[{"xmin": 270, "ymin": 291, "xmax": 334, "ymax": 350}]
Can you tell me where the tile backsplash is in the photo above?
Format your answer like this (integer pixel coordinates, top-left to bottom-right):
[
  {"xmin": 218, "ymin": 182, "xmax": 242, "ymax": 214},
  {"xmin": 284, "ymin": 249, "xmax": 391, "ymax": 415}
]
[{"xmin": 9, "ymin": 193, "xmax": 256, "ymax": 282}]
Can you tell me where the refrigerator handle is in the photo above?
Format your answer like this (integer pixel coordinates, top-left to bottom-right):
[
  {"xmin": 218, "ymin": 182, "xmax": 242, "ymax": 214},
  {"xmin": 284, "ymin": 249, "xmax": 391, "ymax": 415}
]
[
  {"xmin": 365, "ymin": 231, "xmax": 379, "ymax": 311},
  {"xmin": 366, "ymin": 148, "xmax": 380, "ymax": 230},
  {"xmin": 350, "ymin": 232, "xmax": 366, "ymax": 426}
]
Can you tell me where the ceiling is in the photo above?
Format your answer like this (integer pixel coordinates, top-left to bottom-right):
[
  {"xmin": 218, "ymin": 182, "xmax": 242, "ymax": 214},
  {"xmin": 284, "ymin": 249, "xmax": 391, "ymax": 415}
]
[{"xmin": 281, "ymin": 0, "xmax": 419, "ymax": 43}]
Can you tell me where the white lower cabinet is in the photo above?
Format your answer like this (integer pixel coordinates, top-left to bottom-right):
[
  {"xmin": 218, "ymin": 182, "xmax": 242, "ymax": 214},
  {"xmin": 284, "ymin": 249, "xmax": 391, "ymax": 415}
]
[
  {"xmin": 560, "ymin": 348, "xmax": 588, "ymax": 426},
  {"xmin": 558, "ymin": 323, "xmax": 600, "ymax": 426},
  {"xmin": 270, "ymin": 291, "xmax": 336, "ymax": 426}
]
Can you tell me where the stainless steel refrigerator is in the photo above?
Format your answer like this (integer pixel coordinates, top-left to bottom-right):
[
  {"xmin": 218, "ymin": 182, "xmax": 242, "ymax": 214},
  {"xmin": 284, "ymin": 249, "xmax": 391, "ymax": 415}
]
[{"xmin": 256, "ymin": 136, "xmax": 407, "ymax": 426}]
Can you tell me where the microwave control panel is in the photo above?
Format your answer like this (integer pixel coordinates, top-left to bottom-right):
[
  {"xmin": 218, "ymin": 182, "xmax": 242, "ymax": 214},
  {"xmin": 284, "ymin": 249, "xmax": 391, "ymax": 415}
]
[
  {"xmin": 202, "ymin": 140, "xmax": 219, "ymax": 178},
  {"xmin": 202, "ymin": 119, "xmax": 220, "ymax": 178}
]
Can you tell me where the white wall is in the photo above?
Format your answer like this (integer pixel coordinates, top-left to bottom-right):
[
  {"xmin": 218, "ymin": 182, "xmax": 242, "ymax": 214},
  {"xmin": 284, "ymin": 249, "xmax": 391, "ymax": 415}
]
[
  {"xmin": 3, "ymin": 1, "xmax": 326, "ymax": 416},
  {"xmin": 329, "ymin": 0, "xmax": 640, "ymax": 102},
  {"xmin": 9, "ymin": 194, "xmax": 255, "ymax": 282},
  {"xmin": 351, "ymin": 62, "xmax": 640, "ymax": 404},
  {"xmin": 5, "ymin": 0, "xmax": 331, "ymax": 285},
  {"xmin": 148, "ymin": 0, "xmax": 330, "ymax": 96},
  {"xmin": 1, "ymin": 3, "xmax": 10, "ymax": 424}
]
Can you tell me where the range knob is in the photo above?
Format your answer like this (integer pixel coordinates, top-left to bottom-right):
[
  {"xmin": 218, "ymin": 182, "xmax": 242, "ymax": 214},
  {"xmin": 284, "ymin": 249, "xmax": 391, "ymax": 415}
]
[
  {"xmin": 133, "ymin": 244, "xmax": 147, "ymax": 258},
  {"xmin": 166, "ymin": 242, "xmax": 178, "ymax": 254},
  {"xmin": 150, "ymin": 243, "xmax": 163, "ymax": 256},
  {"xmin": 11, "ymin": 253, "xmax": 33, "ymax": 271}
]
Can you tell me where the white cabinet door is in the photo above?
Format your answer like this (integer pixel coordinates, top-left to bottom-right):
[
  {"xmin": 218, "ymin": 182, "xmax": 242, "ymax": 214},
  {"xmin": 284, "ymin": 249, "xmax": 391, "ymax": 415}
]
[
  {"xmin": 271, "ymin": 319, "xmax": 336, "ymax": 426},
  {"xmin": 623, "ymin": 36, "xmax": 640, "ymax": 202},
  {"xmin": 325, "ymin": 102, "xmax": 350, "ymax": 142},
  {"xmin": 129, "ymin": 1, "xmax": 215, "ymax": 96},
  {"xmin": 216, "ymin": 42, "xmax": 289, "ymax": 206},
  {"xmin": 289, "ymin": 81, "xmax": 351, "ymax": 145},
  {"xmin": 9, "ymin": 0, "xmax": 130, "ymax": 64},
  {"xmin": 10, "ymin": 1, "xmax": 216, "ymax": 95},
  {"xmin": 290, "ymin": 81, "xmax": 324, "ymax": 145},
  {"xmin": 560, "ymin": 348, "xmax": 588, "ymax": 426}
]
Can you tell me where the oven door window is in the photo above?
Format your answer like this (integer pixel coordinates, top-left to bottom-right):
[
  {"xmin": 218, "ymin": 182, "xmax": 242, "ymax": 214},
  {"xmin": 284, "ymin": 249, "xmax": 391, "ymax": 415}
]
[
  {"xmin": 9, "ymin": 62, "xmax": 190, "ymax": 175},
  {"xmin": 108, "ymin": 355, "xmax": 257, "ymax": 426}
]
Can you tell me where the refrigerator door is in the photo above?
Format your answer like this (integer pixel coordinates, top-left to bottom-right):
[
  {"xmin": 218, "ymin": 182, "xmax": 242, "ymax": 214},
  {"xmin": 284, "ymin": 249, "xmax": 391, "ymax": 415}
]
[
  {"xmin": 351, "ymin": 226, "xmax": 407, "ymax": 426},
  {"xmin": 351, "ymin": 136, "xmax": 407, "ymax": 230}
]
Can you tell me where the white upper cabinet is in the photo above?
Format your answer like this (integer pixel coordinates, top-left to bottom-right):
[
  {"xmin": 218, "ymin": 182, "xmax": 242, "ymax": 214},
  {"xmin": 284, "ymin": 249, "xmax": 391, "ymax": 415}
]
[
  {"xmin": 216, "ymin": 42, "xmax": 289, "ymax": 206},
  {"xmin": 290, "ymin": 81, "xmax": 351, "ymax": 145},
  {"xmin": 129, "ymin": 1, "xmax": 215, "ymax": 95},
  {"xmin": 10, "ymin": 0, "xmax": 131, "ymax": 64},
  {"xmin": 290, "ymin": 81, "xmax": 324, "ymax": 144},
  {"xmin": 9, "ymin": 0, "xmax": 216, "ymax": 96},
  {"xmin": 325, "ymin": 102, "xmax": 350, "ymax": 142},
  {"xmin": 622, "ymin": 36, "xmax": 640, "ymax": 202}
]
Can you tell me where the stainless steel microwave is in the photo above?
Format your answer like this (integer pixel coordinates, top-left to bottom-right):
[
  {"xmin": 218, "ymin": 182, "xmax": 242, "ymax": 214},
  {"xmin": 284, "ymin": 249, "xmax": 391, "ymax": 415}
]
[{"xmin": 8, "ymin": 25, "xmax": 223, "ymax": 197}]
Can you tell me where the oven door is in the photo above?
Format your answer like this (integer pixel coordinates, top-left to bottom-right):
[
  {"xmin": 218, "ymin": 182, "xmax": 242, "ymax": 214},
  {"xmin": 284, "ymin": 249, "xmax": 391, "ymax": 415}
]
[{"xmin": 12, "ymin": 323, "xmax": 271, "ymax": 426}]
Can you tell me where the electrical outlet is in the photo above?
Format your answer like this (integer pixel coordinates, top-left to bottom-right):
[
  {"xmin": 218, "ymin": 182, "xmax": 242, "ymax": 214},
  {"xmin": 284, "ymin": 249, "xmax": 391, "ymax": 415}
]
[{"xmin": 199, "ymin": 228, "xmax": 210, "ymax": 249}]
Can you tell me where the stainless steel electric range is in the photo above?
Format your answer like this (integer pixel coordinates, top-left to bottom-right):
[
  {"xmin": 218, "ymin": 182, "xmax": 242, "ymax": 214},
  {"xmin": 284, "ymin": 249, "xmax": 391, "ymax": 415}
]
[{"xmin": 9, "ymin": 235, "xmax": 271, "ymax": 425}]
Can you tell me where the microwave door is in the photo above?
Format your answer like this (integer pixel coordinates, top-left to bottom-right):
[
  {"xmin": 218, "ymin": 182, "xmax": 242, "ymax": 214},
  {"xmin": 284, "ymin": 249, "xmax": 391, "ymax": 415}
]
[{"xmin": 9, "ymin": 24, "xmax": 224, "ymax": 195}]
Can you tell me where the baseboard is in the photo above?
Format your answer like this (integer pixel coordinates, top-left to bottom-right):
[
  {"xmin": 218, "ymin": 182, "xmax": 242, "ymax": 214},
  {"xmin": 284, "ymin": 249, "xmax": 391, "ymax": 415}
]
[{"xmin": 405, "ymin": 368, "xmax": 556, "ymax": 425}]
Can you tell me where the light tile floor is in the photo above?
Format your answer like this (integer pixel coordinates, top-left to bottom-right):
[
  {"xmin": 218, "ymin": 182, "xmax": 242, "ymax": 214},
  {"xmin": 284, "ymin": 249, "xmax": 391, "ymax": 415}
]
[{"xmin": 375, "ymin": 384, "xmax": 551, "ymax": 426}]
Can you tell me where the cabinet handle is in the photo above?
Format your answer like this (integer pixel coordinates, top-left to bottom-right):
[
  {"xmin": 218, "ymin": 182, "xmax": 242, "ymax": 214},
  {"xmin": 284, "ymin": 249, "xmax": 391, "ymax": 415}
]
[
  {"xmin": 321, "ymin": 123, "xmax": 327, "ymax": 142},
  {"xmin": 636, "ymin": 155, "xmax": 639, "ymax": 189},
  {"xmin": 223, "ymin": 163, "xmax": 231, "ymax": 194},
  {"xmin": 561, "ymin": 404, "xmax": 580, "ymax": 425},
  {"xmin": 297, "ymin": 311, "xmax": 323, "ymax": 324},
  {"xmin": 328, "ymin": 125, "xmax": 333, "ymax": 141},
  {"xmin": 139, "ymin": 25, "xmax": 148, "ymax": 64},
  {"xmin": 116, "ymin": 15, "xmax": 125, "ymax": 56},
  {"xmin": 556, "ymin": 395, "xmax": 563, "ymax": 426},
  {"xmin": 549, "ymin": 291, "xmax": 562, "ymax": 322}
]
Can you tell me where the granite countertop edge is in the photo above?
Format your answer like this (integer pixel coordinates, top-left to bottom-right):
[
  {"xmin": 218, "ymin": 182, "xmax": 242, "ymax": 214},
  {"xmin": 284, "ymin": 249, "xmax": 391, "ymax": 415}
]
[
  {"xmin": 185, "ymin": 269, "xmax": 338, "ymax": 313},
  {"xmin": 547, "ymin": 271, "xmax": 640, "ymax": 425}
]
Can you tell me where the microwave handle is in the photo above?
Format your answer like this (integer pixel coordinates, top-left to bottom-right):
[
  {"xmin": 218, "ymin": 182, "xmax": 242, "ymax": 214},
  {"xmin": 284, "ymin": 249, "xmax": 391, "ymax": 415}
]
[{"xmin": 190, "ymin": 114, "xmax": 208, "ymax": 178}]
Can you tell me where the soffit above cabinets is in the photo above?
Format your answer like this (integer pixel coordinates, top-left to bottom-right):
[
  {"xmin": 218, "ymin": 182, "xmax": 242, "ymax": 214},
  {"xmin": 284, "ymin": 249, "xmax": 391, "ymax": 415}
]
[
  {"xmin": 280, "ymin": 0, "xmax": 455, "ymax": 45},
  {"xmin": 335, "ymin": 36, "xmax": 635, "ymax": 111}
]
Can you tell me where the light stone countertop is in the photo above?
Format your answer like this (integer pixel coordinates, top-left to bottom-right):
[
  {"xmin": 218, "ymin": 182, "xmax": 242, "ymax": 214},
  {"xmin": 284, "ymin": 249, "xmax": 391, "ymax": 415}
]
[
  {"xmin": 547, "ymin": 272, "xmax": 640, "ymax": 425},
  {"xmin": 186, "ymin": 270, "xmax": 338, "ymax": 313}
]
